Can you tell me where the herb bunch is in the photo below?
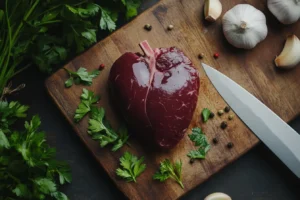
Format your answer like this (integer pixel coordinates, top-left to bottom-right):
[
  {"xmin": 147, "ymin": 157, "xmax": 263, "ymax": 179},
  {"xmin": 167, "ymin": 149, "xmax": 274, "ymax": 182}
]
[
  {"xmin": 0, "ymin": 0, "xmax": 142, "ymax": 96},
  {"xmin": 0, "ymin": 101, "xmax": 71, "ymax": 199}
]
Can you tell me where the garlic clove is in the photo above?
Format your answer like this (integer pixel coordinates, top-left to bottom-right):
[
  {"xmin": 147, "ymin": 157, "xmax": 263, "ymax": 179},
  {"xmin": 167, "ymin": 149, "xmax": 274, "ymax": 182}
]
[
  {"xmin": 204, "ymin": 192, "xmax": 232, "ymax": 200},
  {"xmin": 267, "ymin": 0, "xmax": 300, "ymax": 25},
  {"xmin": 275, "ymin": 35, "xmax": 300, "ymax": 69},
  {"xmin": 204, "ymin": 0, "xmax": 222, "ymax": 22}
]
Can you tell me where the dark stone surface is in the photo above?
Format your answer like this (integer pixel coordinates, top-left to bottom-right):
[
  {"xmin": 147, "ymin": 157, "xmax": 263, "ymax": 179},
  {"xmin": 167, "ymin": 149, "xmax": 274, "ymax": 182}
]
[{"xmin": 11, "ymin": 0, "xmax": 300, "ymax": 199}]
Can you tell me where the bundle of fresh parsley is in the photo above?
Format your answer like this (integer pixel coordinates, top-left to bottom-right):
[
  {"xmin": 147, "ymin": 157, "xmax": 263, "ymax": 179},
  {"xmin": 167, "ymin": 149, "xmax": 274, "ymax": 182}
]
[
  {"xmin": 0, "ymin": 101, "xmax": 71, "ymax": 199},
  {"xmin": 0, "ymin": 0, "xmax": 142, "ymax": 97}
]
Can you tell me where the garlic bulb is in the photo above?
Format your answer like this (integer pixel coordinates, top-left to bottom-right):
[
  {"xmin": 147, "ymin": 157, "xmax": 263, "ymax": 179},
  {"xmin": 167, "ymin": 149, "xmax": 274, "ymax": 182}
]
[
  {"xmin": 204, "ymin": 192, "xmax": 232, "ymax": 200},
  {"xmin": 222, "ymin": 4, "xmax": 268, "ymax": 49},
  {"xmin": 275, "ymin": 35, "xmax": 300, "ymax": 69},
  {"xmin": 268, "ymin": 0, "xmax": 300, "ymax": 25},
  {"xmin": 204, "ymin": 0, "xmax": 222, "ymax": 22}
]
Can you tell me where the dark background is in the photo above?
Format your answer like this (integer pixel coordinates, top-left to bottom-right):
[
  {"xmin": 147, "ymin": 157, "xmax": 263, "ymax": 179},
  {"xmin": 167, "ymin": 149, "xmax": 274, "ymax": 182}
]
[{"xmin": 12, "ymin": 0, "xmax": 300, "ymax": 199}]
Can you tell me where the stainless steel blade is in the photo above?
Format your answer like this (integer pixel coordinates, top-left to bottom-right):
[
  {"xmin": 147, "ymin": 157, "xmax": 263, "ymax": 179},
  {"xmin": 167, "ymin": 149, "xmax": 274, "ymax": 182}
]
[{"xmin": 202, "ymin": 63, "xmax": 300, "ymax": 178}]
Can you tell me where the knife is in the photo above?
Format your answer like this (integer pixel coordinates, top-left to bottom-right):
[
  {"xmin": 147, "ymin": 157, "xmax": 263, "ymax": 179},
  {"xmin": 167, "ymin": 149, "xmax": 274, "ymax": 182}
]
[{"xmin": 201, "ymin": 63, "xmax": 300, "ymax": 178}]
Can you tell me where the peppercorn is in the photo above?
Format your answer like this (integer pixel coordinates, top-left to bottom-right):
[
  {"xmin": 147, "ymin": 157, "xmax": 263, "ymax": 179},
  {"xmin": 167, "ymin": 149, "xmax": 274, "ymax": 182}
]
[
  {"xmin": 213, "ymin": 53, "xmax": 219, "ymax": 59},
  {"xmin": 212, "ymin": 137, "xmax": 219, "ymax": 144},
  {"xmin": 224, "ymin": 106, "xmax": 230, "ymax": 113},
  {"xmin": 227, "ymin": 142, "xmax": 234, "ymax": 149},
  {"xmin": 228, "ymin": 114, "xmax": 234, "ymax": 120},
  {"xmin": 99, "ymin": 64, "xmax": 105, "ymax": 70},
  {"xmin": 144, "ymin": 24, "xmax": 152, "ymax": 31},
  {"xmin": 209, "ymin": 112, "xmax": 215, "ymax": 119},
  {"xmin": 189, "ymin": 158, "xmax": 195, "ymax": 164},
  {"xmin": 218, "ymin": 110, "xmax": 224, "ymax": 116},
  {"xmin": 198, "ymin": 53, "xmax": 205, "ymax": 59},
  {"xmin": 167, "ymin": 24, "xmax": 174, "ymax": 30},
  {"xmin": 220, "ymin": 121, "xmax": 228, "ymax": 129}
]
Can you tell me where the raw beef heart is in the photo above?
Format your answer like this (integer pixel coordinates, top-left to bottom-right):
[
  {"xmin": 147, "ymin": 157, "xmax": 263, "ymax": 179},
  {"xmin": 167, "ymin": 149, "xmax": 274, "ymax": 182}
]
[{"xmin": 108, "ymin": 41, "xmax": 200, "ymax": 149}]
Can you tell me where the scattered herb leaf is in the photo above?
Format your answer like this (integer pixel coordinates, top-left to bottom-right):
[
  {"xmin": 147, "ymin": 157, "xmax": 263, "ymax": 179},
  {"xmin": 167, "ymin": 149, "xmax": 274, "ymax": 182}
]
[
  {"xmin": 202, "ymin": 108, "xmax": 211, "ymax": 122},
  {"xmin": 74, "ymin": 89, "xmax": 100, "ymax": 122},
  {"xmin": 116, "ymin": 152, "xmax": 146, "ymax": 182},
  {"xmin": 64, "ymin": 67, "xmax": 100, "ymax": 87},
  {"xmin": 88, "ymin": 107, "xmax": 129, "ymax": 151},
  {"xmin": 187, "ymin": 127, "xmax": 210, "ymax": 159},
  {"xmin": 112, "ymin": 125, "xmax": 130, "ymax": 152},
  {"xmin": 153, "ymin": 159, "xmax": 184, "ymax": 189}
]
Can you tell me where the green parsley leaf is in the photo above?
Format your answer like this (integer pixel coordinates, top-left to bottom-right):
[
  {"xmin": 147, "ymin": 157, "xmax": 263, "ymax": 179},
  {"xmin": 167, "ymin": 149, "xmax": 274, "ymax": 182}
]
[
  {"xmin": 33, "ymin": 178, "xmax": 57, "ymax": 194},
  {"xmin": 0, "ymin": 129, "xmax": 10, "ymax": 148},
  {"xmin": 88, "ymin": 107, "xmax": 129, "ymax": 151},
  {"xmin": 122, "ymin": 0, "xmax": 142, "ymax": 19},
  {"xmin": 64, "ymin": 67, "xmax": 100, "ymax": 87},
  {"xmin": 202, "ymin": 108, "xmax": 211, "ymax": 122},
  {"xmin": 112, "ymin": 125, "xmax": 130, "ymax": 152},
  {"xmin": 54, "ymin": 162, "xmax": 72, "ymax": 185},
  {"xmin": 51, "ymin": 191, "xmax": 68, "ymax": 200},
  {"xmin": 81, "ymin": 29, "xmax": 97, "ymax": 44},
  {"xmin": 153, "ymin": 159, "xmax": 184, "ymax": 189},
  {"xmin": 74, "ymin": 88, "xmax": 100, "ymax": 122},
  {"xmin": 65, "ymin": 77, "xmax": 73, "ymax": 88},
  {"xmin": 116, "ymin": 152, "xmax": 146, "ymax": 182},
  {"xmin": 187, "ymin": 127, "xmax": 210, "ymax": 159},
  {"xmin": 100, "ymin": 7, "xmax": 117, "ymax": 32},
  {"xmin": 0, "ymin": 101, "xmax": 29, "ymax": 133},
  {"xmin": 65, "ymin": 3, "xmax": 99, "ymax": 18},
  {"xmin": 12, "ymin": 184, "xmax": 30, "ymax": 198}
]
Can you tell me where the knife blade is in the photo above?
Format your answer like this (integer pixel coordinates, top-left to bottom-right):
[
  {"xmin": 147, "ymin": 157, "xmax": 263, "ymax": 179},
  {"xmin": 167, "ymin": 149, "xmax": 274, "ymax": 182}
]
[{"xmin": 201, "ymin": 63, "xmax": 300, "ymax": 178}]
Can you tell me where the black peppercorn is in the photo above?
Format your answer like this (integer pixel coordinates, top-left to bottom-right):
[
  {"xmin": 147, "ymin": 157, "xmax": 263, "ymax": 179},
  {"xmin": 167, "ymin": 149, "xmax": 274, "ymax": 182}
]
[
  {"xmin": 144, "ymin": 24, "xmax": 152, "ymax": 31},
  {"xmin": 224, "ymin": 106, "xmax": 230, "ymax": 113},
  {"xmin": 221, "ymin": 121, "xmax": 228, "ymax": 129},
  {"xmin": 209, "ymin": 112, "xmax": 215, "ymax": 118},
  {"xmin": 227, "ymin": 142, "xmax": 234, "ymax": 149},
  {"xmin": 198, "ymin": 53, "xmax": 205, "ymax": 59},
  {"xmin": 212, "ymin": 137, "xmax": 218, "ymax": 144},
  {"xmin": 189, "ymin": 158, "xmax": 195, "ymax": 164}
]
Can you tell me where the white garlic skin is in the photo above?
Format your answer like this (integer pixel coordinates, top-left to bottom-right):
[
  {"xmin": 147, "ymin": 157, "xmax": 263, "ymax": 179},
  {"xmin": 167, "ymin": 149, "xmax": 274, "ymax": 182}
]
[
  {"xmin": 268, "ymin": 0, "xmax": 300, "ymax": 25},
  {"xmin": 222, "ymin": 4, "xmax": 268, "ymax": 49},
  {"xmin": 204, "ymin": 192, "xmax": 232, "ymax": 200}
]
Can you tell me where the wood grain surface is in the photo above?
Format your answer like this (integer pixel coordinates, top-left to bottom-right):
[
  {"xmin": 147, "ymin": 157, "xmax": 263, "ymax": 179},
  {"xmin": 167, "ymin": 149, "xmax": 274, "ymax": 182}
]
[{"xmin": 45, "ymin": 0, "xmax": 300, "ymax": 199}]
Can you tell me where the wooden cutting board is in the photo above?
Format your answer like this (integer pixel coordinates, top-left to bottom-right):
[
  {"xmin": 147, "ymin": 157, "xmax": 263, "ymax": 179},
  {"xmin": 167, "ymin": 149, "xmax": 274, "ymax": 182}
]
[{"xmin": 46, "ymin": 0, "xmax": 300, "ymax": 199}]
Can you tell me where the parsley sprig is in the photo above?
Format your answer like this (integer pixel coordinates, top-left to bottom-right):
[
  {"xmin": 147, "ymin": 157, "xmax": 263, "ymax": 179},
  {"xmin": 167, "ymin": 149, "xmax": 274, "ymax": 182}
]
[
  {"xmin": 202, "ymin": 108, "xmax": 211, "ymax": 122},
  {"xmin": 153, "ymin": 159, "xmax": 184, "ymax": 189},
  {"xmin": 0, "ymin": 101, "xmax": 71, "ymax": 199},
  {"xmin": 116, "ymin": 152, "xmax": 146, "ymax": 182},
  {"xmin": 74, "ymin": 88, "xmax": 100, "ymax": 122},
  {"xmin": 88, "ymin": 107, "xmax": 129, "ymax": 151},
  {"xmin": 187, "ymin": 128, "xmax": 210, "ymax": 159},
  {"xmin": 64, "ymin": 67, "xmax": 100, "ymax": 88}
]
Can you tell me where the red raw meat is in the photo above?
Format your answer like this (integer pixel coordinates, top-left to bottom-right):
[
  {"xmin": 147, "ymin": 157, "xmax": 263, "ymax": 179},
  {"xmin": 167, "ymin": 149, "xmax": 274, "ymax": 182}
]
[{"xmin": 108, "ymin": 41, "xmax": 200, "ymax": 149}]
